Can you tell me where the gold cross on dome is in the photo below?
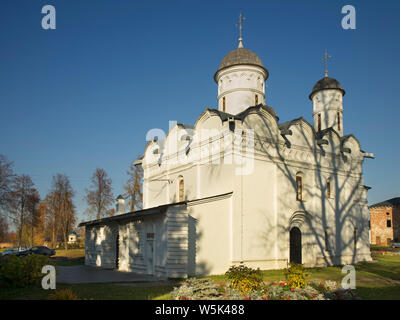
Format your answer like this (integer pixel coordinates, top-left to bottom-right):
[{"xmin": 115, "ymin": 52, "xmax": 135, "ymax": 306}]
[
  {"xmin": 236, "ymin": 13, "xmax": 245, "ymax": 48},
  {"xmin": 322, "ymin": 50, "xmax": 331, "ymax": 77}
]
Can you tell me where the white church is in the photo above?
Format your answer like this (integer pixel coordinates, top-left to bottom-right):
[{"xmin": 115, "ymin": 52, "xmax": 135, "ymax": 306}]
[{"xmin": 79, "ymin": 29, "xmax": 374, "ymax": 278}]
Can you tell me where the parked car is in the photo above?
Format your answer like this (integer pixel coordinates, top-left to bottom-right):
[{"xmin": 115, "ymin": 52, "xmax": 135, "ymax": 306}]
[
  {"xmin": 1, "ymin": 247, "xmax": 29, "ymax": 257},
  {"xmin": 1, "ymin": 248, "xmax": 18, "ymax": 256},
  {"xmin": 28, "ymin": 246, "xmax": 56, "ymax": 257},
  {"xmin": 390, "ymin": 242, "xmax": 400, "ymax": 248},
  {"xmin": 15, "ymin": 248, "xmax": 31, "ymax": 257}
]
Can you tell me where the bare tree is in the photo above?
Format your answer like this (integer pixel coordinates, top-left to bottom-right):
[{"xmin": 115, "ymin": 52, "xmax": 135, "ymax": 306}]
[
  {"xmin": 124, "ymin": 157, "xmax": 143, "ymax": 212},
  {"xmin": 0, "ymin": 215, "xmax": 9, "ymax": 242},
  {"xmin": 85, "ymin": 168, "xmax": 114, "ymax": 220},
  {"xmin": 0, "ymin": 154, "xmax": 15, "ymax": 215},
  {"xmin": 46, "ymin": 174, "xmax": 76, "ymax": 249},
  {"xmin": 26, "ymin": 189, "xmax": 40, "ymax": 247},
  {"xmin": 45, "ymin": 191, "xmax": 59, "ymax": 248},
  {"xmin": 9, "ymin": 174, "xmax": 36, "ymax": 248},
  {"xmin": 33, "ymin": 201, "xmax": 47, "ymax": 246}
]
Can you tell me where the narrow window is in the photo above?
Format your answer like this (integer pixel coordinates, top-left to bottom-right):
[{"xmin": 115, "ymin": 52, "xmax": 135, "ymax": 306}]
[
  {"xmin": 327, "ymin": 179, "xmax": 331, "ymax": 198},
  {"xmin": 387, "ymin": 220, "xmax": 392, "ymax": 228},
  {"xmin": 337, "ymin": 112, "xmax": 341, "ymax": 131},
  {"xmin": 178, "ymin": 178, "xmax": 184, "ymax": 202},
  {"xmin": 255, "ymin": 94, "xmax": 258, "ymax": 105},
  {"xmin": 146, "ymin": 233, "xmax": 155, "ymax": 239},
  {"xmin": 296, "ymin": 176, "xmax": 303, "ymax": 201},
  {"xmin": 317, "ymin": 114, "xmax": 321, "ymax": 132},
  {"xmin": 222, "ymin": 97, "xmax": 226, "ymax": 112},
  {"xmin": 354, "ymin": 228, "xmax": 357, "ymax": 251},
  {"xmin": 325, "ymin": 230, "xmax": 330, "ymax": 251}
]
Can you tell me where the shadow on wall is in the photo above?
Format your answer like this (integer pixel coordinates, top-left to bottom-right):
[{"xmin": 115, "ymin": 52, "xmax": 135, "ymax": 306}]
[
  {"xmin": 251, "ymin": 103, "xmax": 370, "ymax": 267},
  {"xmin": 86, "ymin": 223, "xmax": 119, "ymax": 270},
  {"xmin": 187, "ymin": 214, "xmax": 210, "ymax": 276}
]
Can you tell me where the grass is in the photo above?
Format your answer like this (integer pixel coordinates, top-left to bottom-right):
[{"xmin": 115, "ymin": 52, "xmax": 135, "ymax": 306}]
[
  {"xmin": 50, "ymin": 248, "xmax": 85, "ymax": 266},
  {"xmin": 0, "ymin": 283, "xmax": 175, "ymax": 300},
  {"xmin": 1, "ymin": 251, "xmax": 399, "ymax": 300},
  {"xmin": 51, "ymin": 257, "xmax": 85, "ymax": 266},
  {"xmin": 206, "ymin": 253, "xmax": 400, "ymax": 300},
  {"xmin": 54, "ymin": 248, "xmax": 85, "ymax": 258}
]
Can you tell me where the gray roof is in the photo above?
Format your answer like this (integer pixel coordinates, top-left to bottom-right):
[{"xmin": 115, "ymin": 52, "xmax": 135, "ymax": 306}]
[
  {"xmin": 78, "ymin": 202, "xmax": 184, "ymax": 227},
  {"xmin": 214, "ymin": 47, "xmax": 269, "ymax": 82},
  {"xmin": 279, "ymin": 117, "xmax": 304, "ymax": 132},
  {"xmin": 369, "ymin": 197, "xmax": 400, "ymax": 208},
  {"xmin": 309, "ymin": 76, "xmax": 345, "ymax": 100},
  {"xmin": 205, "ymin": 104, "xmax": 278, "ymax": 123},
  {"xmin": 78, "ymin": 192, "xmax": 233, "ymax": 228}
]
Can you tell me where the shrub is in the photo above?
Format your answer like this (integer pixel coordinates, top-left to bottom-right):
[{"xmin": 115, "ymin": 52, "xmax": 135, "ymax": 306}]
[
  {"xmin": 47, "ymin": 289, "xmax": 80, "ymax": 300},
  {"xmin": 171, "ymin": 278, "xmax": 222, "ymax": 300},
  {"xmin": 225, "ymin": 265, "xmax": 263, "ymax": 295},
  {"xmin": 283, "ymin": 263, "xmax": 307, "ymax": 289},
  {"xmin": 0, "ymin": 254, "xmax": 51, "ymax": 288},
  {"xmin": 169, "ymin": 278, "xmax": 359, "ymax": 300}
]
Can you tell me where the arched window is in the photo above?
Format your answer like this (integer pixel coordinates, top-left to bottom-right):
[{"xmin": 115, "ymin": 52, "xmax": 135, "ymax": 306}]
[
  {"xmin": 178, "ymin": 177, "xmax": 184, "ymax": 202},
  {"xmin": 337, "ymin": 112, "xmax": 341, "ymax": 131},
  {"xmin": 296, "ymin": 175, "xmax": 303, "ymax": 201},
  {"xmin": 255, "ymin": 94, "xmax": 258, "ymax": 105},
  {"xmin": 222, "ymin": 97, "xmax": 226, "ymax": 112}
]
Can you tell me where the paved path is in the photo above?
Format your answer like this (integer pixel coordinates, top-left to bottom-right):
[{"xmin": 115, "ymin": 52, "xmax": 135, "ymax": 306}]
[{"xmin": 56, "ymin": 265, "xmax": 168, "ymax": 284}]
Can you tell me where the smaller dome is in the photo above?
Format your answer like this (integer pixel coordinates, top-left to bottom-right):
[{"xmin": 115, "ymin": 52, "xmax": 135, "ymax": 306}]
[{"xmin": 309, "ymin": 76, "xmax": 345, "ymax": 100}]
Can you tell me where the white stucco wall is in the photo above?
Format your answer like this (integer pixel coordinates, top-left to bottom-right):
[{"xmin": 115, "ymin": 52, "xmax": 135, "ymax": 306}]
[
  {"xmin": 216, "ymin": 65, "xmax": 267, "ymax": 115},
  {"xmin": 312, "ymin": 89, "xmax": 344, "ymax": 136}
]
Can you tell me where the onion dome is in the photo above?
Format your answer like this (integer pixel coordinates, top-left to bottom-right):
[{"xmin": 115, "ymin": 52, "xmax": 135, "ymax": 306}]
[{"xmin": 309, "ymin": 76, "xmax": 345, "ymax": 100}]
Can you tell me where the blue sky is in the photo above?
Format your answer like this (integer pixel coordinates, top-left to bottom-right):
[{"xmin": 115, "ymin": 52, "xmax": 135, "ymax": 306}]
[{"xmin": 1, "ymin": 0, "xmax": 399, "ymax": 225}]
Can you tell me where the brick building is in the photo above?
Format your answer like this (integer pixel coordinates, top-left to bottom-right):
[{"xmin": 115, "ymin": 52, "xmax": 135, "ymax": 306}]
[{"xmin": 369, "ymin": 198, "xmax": 400, "ymax": 245}]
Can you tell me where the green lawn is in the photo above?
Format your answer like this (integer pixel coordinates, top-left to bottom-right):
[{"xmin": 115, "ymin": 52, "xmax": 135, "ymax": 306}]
[
  {"xmin": 54, "ymin": 248, "xmax": 85, "ymax": 258},
  {"xmin": 1, "ymin": 252, "xmax": 399, "ymax": 300},
  {"xmin": 206, "ymin": 253, "xmax": 400, "ymax": 300},
  {"xmin": 0, "ymin": 283, "xmax": 175, "ymax": 300},
  {"xmin": 50, "ymin": 248, "xmax": 85, "ymax": 266}
]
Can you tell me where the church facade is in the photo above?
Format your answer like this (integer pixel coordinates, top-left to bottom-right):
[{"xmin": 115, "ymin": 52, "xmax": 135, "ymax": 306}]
[{"xmin": 79, "ymin": 40, "xmax": 373, "ymax": 278}]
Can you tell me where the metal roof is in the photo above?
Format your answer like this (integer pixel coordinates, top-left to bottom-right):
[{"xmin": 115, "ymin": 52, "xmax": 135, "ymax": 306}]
[{"xmin": 369, "ymin": 197, "xmax": 400, "ymax": 209}]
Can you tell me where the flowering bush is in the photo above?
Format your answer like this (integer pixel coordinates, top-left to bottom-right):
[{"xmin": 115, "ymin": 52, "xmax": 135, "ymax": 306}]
[
  {"xmin": 283, "ymin": 263, "xmax": 307, "ymax": 288},
  {"xmin": 225, "ymin": 265, "xmax": 263, "ymax": 295},
  {"xmin": 170, "ymin": 278, "xmax": 360, "ymax": 300},
  {"xmin": 171, "ymin": 278, "xmax": 226, "ymax": 300}
]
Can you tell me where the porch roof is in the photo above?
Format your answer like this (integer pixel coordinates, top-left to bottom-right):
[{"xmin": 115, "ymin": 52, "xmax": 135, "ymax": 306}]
[{"xmin": 78, "ymin": 201, "xmax": 186, "ymax": 227}]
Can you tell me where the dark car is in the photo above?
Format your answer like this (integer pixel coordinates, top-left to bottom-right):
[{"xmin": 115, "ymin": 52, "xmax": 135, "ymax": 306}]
[
  {"xmin": 15, "ymin": 249, "xmax": 31, "ymax": 257},
  {"xmin": 28, "ymin": 246, "xmax": 56, "ymax": 257}
]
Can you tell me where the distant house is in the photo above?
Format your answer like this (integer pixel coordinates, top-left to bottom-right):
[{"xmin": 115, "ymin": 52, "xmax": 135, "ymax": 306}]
[
  {"xmin": 369, "ymin": 198, "xmax": 400, "ymax": 245},
  {"xmin": 68, "ymin": 231, "xmax": 77, "ymax": 244}
]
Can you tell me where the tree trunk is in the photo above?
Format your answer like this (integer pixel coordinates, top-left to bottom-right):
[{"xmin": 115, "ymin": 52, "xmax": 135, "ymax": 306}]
[
  {"xmin": 31, "ymin": 223, "xmax": 34, "ymax": 247},
  {"xmin": 18, "ymin": 203, "xmax": 24, "ymax": 249}
]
